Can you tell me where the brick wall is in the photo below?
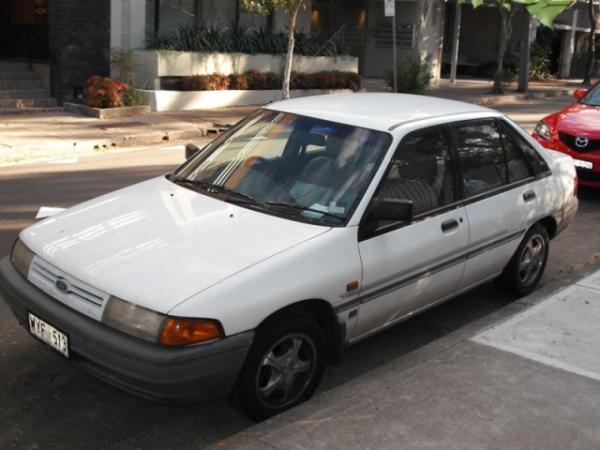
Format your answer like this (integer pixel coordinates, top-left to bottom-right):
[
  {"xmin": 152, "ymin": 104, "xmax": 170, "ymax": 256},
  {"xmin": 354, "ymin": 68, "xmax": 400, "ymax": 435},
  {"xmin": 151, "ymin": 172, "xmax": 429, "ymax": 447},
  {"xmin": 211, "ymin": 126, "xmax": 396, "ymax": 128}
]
[{"xmin": 49, "ymin": 0, "xmax": 110, "ymax": 103}]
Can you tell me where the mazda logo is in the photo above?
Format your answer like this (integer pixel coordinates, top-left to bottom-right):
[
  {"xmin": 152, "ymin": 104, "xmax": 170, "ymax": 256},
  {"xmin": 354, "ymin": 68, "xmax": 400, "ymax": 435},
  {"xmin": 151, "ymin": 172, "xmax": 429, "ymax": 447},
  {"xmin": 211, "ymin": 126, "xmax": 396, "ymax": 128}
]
[
  {"xmin": 575, "ymin": 136, "xmax": 589, "ymax": 148},
  {"xmin": 55, "ymin": 278, "xmax": 69, "ymax": 293}
]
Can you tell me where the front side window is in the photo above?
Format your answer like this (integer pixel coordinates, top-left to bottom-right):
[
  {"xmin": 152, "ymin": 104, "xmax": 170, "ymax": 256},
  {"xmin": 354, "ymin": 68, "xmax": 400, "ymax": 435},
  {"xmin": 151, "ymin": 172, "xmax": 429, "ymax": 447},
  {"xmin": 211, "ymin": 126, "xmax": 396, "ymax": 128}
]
[
  {"xmin": 375, "ymin": 127, "xmax": 456, "ymax": 217},
  {"xmin": 172, "ymin": 110, "xmax": 391, "ymax": 226}
]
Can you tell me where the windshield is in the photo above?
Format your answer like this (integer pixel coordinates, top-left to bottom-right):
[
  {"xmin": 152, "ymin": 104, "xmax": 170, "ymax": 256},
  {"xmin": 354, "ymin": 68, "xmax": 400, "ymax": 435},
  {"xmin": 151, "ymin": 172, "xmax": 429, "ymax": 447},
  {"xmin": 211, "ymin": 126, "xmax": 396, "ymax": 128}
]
[
  {"xmin": 581, "ymin": 82, "xmax": 600, "ymax": 106},
  {"xmin": 171, "ymin": 109, "xmax": 391, "ymax": 226}
]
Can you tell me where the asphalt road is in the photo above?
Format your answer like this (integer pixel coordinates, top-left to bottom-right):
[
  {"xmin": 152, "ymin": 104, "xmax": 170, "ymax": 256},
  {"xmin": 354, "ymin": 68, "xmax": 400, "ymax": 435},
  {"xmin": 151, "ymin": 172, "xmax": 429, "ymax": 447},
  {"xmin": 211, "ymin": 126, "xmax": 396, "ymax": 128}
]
[{"xmin": 1, "ymin": 99, "xmax": 600, "ymax": 450}]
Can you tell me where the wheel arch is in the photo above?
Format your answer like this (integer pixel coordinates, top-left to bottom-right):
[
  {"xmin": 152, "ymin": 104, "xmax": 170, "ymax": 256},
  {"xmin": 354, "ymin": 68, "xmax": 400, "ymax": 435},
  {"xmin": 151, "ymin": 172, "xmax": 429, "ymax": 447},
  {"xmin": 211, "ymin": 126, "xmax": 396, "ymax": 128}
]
[
  {"xmin": 537, "ymin": 215, "xmax": 557, "ymax": 239},
  {"xmin": 254, "ymin": 299, "xmax": 345, "ymax": 362}
]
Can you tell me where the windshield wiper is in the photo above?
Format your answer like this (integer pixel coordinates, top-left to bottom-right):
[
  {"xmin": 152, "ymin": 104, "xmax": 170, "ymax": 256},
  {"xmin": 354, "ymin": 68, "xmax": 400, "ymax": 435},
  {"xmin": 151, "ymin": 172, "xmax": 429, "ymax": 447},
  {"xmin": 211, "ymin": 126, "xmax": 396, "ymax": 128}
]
[
  {"xmin": 172, "ymin": 177, "xmax": 258, "ymax": 204},
  {"xmin": 265, "ymin": 201, "xmax": 346, "ymax": 222}
]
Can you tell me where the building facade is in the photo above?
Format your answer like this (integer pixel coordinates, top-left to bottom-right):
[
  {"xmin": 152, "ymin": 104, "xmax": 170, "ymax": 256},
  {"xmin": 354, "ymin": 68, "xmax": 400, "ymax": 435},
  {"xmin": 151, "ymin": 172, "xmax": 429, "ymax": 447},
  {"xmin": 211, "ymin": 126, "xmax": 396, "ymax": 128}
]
[{"xmin": 0, "ymin": 0, "xmax": 595, "ymax": 105}]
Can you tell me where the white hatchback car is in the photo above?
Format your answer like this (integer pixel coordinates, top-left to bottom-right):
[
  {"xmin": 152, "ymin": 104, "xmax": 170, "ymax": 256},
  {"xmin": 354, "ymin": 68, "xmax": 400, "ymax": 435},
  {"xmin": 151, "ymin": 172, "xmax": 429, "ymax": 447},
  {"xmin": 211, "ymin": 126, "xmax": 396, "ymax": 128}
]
[{"xmin": 1, "ymin": 94, "xmax": 577, "ymax": 420}]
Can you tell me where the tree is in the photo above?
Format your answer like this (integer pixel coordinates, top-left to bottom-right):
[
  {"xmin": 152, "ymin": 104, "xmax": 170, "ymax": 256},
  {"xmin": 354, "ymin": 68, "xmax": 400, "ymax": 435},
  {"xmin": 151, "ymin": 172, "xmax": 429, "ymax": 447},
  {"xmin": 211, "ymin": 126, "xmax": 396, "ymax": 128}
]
[
  {"xmin": 583, "ymin": 0, "xmax": 597, "ymax": 85},
  {"xmin": 242, "ymin": 0, "xmax": 310, "ymax": 99},
  {"xmin": 460, "ymin": 0, "xmax": 573, "ymax": 93}
]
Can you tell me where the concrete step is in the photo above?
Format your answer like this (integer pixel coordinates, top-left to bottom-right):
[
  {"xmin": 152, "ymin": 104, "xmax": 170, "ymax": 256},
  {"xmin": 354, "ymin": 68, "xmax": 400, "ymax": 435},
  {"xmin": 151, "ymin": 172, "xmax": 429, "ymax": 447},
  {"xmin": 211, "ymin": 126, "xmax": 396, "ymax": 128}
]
[
  {"xmin": 0, "ymin": 106, "xmax": 63, "ymax": 115},
  {"xmin": 0, "ymin": 71, "xmax": 39, "ymax": 81},
  {"xmin": 0, "ymin": 79, "xmax": 42, "ymax": 90},
  {"xmin": 0, "ymin": 89, "xmax": 49, "ymax": 99},
  {"xmin": 0, "ymin": 98, "xmax": 57, "ymax": 108}
]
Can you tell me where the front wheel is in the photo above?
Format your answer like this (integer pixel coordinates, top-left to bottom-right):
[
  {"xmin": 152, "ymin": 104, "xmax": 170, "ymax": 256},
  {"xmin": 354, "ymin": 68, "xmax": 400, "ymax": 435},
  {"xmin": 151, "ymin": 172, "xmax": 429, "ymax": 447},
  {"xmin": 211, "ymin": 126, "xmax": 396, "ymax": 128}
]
[
  {"xmin": 497, "ymin": 223, "xmax": 549, "ymax": 296},
  {"xmin": 237, "ymin": 315, "xmax": 327, "ymax": 421}
]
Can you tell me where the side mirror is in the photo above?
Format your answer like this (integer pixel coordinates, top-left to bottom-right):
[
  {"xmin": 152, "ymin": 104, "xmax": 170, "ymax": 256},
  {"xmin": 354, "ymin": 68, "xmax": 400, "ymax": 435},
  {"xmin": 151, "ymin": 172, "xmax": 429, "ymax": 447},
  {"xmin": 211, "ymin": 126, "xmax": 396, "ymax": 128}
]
[
  {"xmin": 573, "ymin": 88, "xmax": 588, "ymax": 100},
  {"xmin": 371, "ymin": 197, "xmax": 413, "ymax": 223},
  {"xmin": 185, "ymin": 143, "xmax": 202, "ymax": 159}
]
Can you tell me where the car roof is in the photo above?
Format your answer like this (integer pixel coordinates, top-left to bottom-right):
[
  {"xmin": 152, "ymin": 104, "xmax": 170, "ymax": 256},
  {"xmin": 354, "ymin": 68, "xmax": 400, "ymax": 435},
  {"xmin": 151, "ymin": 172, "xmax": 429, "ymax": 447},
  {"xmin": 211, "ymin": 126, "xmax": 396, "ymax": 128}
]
[{"xmin": 265, "ymin": 93, "xmax": 494, "ymax": 133}]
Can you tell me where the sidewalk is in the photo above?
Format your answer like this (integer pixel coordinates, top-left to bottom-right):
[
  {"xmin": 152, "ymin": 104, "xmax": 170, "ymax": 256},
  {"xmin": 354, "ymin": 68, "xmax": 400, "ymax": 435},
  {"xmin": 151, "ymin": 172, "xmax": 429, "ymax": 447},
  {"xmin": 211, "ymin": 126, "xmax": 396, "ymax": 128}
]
[
  {"xmin": 363, "ymin": 76, "xmax": 583, "ymax": 105},
  {"xmin": 0, "ymin": 77, "xmax": 581, "ymax": 166},
  {"xmin": 211, "ymin": 266, "xmax": 600, "ymax": 450},
  {"xmin": 0, "ymin": 106, "xmax": 257, "ymax": 165}
]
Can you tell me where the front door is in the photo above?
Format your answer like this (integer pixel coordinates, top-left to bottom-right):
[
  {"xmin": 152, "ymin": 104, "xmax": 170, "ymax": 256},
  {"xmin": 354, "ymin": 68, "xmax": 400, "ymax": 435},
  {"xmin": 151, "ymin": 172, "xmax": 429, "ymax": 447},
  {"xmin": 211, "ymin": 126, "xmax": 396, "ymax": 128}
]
[{"xmin": 352, "ymin": 125, "xmax": 468, "ymax": 342}]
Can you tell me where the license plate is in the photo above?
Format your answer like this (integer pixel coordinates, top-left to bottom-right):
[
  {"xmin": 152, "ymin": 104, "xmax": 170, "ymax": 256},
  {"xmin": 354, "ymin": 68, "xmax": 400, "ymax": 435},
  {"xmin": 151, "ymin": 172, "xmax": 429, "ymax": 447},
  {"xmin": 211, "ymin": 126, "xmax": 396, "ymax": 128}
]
[
  {"xmin": 573, "ymin": 159, "xmax": 593, "ymax": 170},
  {"xmin": 28, "ymin": 312, "xmax": 69, "ymax": 358}
]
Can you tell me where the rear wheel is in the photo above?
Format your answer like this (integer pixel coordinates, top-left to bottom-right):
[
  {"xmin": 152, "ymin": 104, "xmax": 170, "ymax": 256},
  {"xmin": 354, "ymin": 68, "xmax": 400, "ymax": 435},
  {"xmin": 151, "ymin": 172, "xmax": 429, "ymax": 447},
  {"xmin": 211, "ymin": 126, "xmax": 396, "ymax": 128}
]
[
  {"xmin": 238, "ymin": 315, "xmax": 327, "ymax": 421},
  {"xmin": 497, "ymin": 223, "xmax": 549, "ymax": 296}
]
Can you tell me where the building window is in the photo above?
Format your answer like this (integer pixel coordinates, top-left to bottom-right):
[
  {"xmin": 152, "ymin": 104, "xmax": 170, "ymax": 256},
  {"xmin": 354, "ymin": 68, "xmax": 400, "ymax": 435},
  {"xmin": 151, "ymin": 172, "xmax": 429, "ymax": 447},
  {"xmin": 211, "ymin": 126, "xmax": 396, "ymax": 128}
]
[{"xmin": 147, "ymin": 0, "xmax": 198, "ymax": 37}]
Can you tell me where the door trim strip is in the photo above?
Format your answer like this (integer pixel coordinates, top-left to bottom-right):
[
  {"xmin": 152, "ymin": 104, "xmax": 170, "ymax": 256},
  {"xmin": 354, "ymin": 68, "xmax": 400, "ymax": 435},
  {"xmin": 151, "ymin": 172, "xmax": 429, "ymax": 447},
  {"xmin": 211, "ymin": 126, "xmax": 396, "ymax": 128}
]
[{"xmin": 335, "ymin": 229, "xmax": 525, "ymax": 313}]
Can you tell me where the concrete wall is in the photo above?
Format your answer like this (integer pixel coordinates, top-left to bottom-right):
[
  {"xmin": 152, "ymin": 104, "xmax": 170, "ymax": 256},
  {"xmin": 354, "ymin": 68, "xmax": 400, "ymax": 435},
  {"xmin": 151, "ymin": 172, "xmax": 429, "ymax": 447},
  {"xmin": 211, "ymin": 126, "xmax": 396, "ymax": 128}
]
[
  {"xmin": 131, "ymin": 50, "xmax": 359, "ymax": 89},
  {"xmin": 362, "ymin": 0, "xmax": 420, "ymax": 78},
  {"xmin": 415, "ymin": 0, "xmax": 445, "ymax": 82},
  {"xmin": 145, "ymin": 88, "xmax": 353, "ymax": 111},
  {"xmin": 49, "ymin": 0, "xmax": 111, "ymax": 102},
  {"xmin": 111, "ymin": 0, "xmax": 147, "ymax": 50}
]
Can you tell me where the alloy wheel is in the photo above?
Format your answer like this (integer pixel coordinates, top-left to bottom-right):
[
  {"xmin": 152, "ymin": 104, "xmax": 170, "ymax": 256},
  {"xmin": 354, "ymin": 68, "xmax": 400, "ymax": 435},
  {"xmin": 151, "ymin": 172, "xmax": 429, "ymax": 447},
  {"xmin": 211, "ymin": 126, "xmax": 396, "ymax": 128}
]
[
  {"xmin": 255, "ymin": 333, "xmax": 317, "ymax": 409},
  {"xmin": 518, "ymin": 233, "xmax": 546, "ymax": 287}
]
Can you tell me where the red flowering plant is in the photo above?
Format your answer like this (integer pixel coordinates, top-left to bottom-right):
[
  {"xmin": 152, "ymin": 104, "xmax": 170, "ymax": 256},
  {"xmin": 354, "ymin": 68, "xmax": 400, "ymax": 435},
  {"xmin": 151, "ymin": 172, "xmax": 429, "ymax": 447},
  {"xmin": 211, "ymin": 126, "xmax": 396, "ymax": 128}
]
[{"xmin": 83, "ymin": 76, "xmax": 129, "ymax": 108}]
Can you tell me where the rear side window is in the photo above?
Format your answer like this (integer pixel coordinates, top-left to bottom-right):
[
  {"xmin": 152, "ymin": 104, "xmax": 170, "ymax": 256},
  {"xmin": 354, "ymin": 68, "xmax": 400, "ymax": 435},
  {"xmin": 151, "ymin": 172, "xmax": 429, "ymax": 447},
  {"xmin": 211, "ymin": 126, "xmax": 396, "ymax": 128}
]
[
  {"xmin": 503, "ymin": 123, "xmax": 551, "ymax": 176},
  {"xmin": 452, "ymin": 122, "xmax": 507, "ymax": 197},
  {"xmin": 498, "ymin": 127, "xmax": 534, "ymax": 183}
]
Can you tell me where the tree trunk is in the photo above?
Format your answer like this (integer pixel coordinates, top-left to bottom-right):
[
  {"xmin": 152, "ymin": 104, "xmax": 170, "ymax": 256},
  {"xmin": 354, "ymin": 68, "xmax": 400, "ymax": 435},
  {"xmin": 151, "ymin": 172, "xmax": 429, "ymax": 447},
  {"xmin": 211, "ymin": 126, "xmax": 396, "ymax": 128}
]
[
  {"xmin": 583, "ymin": 0, "xmax": 597, "ymax": 85},
  {"xmin": 282, "ymin": 2, "xmax": 302, "ymax": 99},
  {"xmin": 493, "ymin": 6, "xmax": 516, "ymax": 94}
]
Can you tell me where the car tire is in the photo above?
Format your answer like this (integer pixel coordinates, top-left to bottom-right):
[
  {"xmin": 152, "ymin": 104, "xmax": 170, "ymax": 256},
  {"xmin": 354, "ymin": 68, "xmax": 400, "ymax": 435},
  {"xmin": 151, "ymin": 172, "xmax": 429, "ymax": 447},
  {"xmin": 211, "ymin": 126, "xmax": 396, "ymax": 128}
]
[
  {"xmin": 237, "ymin": 314, "xmax": 327, "ymax": 422},
  {"xmin": 496, "ymin": 223, "xmax": 549, "ymax": 296}
]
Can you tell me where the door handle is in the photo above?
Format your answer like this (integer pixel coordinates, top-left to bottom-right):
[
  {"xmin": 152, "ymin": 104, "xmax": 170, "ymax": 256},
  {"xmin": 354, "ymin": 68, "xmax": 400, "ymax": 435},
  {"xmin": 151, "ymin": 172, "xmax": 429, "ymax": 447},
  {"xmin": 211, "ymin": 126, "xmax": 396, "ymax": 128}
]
[
  {"xmin": 523, "ymin": 190, "xmax": 536, "ymax": 202},
  {"xmin": 441, "ymin": 219, "xmax": 459, "ymax": 232}
]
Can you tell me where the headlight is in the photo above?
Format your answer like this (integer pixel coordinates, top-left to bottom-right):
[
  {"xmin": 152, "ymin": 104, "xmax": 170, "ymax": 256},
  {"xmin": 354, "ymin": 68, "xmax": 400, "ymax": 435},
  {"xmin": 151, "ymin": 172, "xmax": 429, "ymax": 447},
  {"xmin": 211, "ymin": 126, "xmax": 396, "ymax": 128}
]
[
  {"xmin": 102, "ymin": 296, "xmax": 223, "ymax": 345},
  {"xmin": 102, "ymin": 296, "xmax": 165, "ymax": 343},
  {"xmin": 534, "ymin": 121, "xmax": 551, "ymax": 141},
  {"xmin": 11, "ymin": 238, "xmax": 34, "ymax": 278}
]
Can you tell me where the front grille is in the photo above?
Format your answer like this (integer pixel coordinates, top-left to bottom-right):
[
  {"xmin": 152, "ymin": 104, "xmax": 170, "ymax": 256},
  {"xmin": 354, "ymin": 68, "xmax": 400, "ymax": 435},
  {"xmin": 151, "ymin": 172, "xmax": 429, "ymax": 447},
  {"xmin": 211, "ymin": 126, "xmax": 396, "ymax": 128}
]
[
  {"xmin": 577, "ymin": 169, "xmax": 600, "ymax": 183},
  {"xmin": 558, "ymin": 132, "xmax": 600, "ymax": 153},
  {"xmin": 28, "ymin": 257, "xmax": 108, "ymax": 320}
]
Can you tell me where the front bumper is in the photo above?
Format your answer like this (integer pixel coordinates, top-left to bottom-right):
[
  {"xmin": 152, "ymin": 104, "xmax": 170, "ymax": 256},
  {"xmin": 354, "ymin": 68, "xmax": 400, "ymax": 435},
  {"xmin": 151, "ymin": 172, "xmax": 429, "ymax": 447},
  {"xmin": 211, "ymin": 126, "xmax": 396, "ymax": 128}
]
[
  {"xmin": 0, "ymin": 257, "xmax": 253, "ymax": 403},
  {"xmin": 532, "ymin": 134, "xmax": 600, "ymax": 189}
]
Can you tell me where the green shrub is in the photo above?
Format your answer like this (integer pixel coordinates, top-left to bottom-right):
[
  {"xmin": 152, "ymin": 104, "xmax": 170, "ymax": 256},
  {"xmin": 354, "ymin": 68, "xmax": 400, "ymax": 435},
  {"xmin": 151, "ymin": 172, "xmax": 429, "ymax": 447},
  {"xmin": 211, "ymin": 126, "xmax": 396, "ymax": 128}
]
[
  {"xmin": 123, "ymin": 86, "xmax": 147, "ymax": 106},
  {"xmin": 384, "ymin": 56, "xmax": 432, "ymax": 94},
  {"xmin": 529, "ymin": 43, "xmax": 554, "ymax": 81},
  {"xmin": 148, "ymin": 24, "xmax": 349, "ymax": 57}
]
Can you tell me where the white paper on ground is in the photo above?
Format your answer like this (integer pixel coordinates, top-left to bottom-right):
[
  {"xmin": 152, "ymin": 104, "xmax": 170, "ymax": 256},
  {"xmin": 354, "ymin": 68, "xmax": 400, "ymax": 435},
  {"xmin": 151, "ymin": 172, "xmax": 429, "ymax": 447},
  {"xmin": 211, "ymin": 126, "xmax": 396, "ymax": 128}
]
[{"xmin": 36, "ymin": 206, "xmax": 66, "ymax": 219}]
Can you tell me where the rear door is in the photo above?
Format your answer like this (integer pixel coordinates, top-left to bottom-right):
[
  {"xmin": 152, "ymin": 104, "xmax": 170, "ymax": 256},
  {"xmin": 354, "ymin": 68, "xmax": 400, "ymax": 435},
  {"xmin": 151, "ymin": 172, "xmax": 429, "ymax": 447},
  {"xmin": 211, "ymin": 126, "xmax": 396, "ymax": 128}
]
[
  {"xmin": 352, "ymin": 126, "xmax": 469, "ymax": 341},
  {"xmin": 450, "ymin": 119, "xmax": 541, "ymax": 290}
]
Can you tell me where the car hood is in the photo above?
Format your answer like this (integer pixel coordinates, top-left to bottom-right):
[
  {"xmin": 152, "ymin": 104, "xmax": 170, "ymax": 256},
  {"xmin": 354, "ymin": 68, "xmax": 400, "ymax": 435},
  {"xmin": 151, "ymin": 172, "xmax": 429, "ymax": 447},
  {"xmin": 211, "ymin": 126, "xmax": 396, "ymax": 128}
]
[
  {"xmin": 21, "ymin": 176, "xmax": 330, "ymax": 314},
  {"xmin": 555, "ymin": 102, "xmax": 600, "ymax": 138}
]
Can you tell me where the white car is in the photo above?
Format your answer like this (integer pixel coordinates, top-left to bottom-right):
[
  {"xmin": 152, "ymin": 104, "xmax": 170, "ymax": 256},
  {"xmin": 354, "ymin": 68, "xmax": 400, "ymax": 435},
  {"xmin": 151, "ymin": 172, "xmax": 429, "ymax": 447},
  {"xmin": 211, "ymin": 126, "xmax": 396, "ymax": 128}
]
[{"xmin": 1, "ymin": 94, "xmax": 578, "ymax": 420}]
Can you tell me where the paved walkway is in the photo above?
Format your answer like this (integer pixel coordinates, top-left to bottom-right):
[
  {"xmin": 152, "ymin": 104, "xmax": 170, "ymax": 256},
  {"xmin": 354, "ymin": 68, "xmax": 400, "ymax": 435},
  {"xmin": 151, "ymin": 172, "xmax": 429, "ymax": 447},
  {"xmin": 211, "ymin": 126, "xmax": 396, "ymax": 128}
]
[
  {"xmin": 0, "ymin": 106, "xmax": 257, "ymax": 165},
  {"xmin": 0, "ymin": 77, "xmax": 584, "ymax": 165},
  {"xmin": 363, "ymin": 76, "xmax": 584, "ymax": 105}
]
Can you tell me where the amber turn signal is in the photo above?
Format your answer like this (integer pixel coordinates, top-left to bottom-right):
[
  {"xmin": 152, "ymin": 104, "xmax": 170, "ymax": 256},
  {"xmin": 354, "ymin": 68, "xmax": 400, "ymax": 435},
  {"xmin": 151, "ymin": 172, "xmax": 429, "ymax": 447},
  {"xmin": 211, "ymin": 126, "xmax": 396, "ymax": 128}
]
[{"xmin": 159, "ymin": 317, "xmax": 223, "ymax": 346}]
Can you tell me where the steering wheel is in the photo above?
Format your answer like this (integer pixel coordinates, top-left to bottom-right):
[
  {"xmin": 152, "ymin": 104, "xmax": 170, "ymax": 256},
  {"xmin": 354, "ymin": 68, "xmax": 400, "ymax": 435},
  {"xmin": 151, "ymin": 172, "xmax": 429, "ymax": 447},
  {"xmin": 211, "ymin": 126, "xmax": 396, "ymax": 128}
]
[{"xmin": 245, "ymin": 156, "xmax": 285, "ymax": 182}]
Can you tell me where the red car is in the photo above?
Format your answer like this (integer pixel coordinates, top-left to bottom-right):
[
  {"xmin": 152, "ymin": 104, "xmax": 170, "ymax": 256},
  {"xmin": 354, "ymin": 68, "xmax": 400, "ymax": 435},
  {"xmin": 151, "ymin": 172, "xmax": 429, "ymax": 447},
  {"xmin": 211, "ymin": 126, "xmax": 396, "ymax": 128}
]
[{"xmin": 532, "ymin": 82, "xmax": 600, "ymax": 188}]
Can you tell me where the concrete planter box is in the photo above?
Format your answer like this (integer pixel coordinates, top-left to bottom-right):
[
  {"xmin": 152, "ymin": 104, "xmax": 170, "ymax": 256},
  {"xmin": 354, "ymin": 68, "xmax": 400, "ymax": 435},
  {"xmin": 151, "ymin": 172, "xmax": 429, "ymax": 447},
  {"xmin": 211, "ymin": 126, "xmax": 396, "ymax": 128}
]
[
  {"xmin": 131, "ymin": 50, "xmax": 359, "ymax": 90},
  {"xmin": 143, "ymin": 89, "xmax": 354, "ymax": 112},
  {"xmin": 64, "ymin": 102, "xmax": 150, "ymax": 119}
]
